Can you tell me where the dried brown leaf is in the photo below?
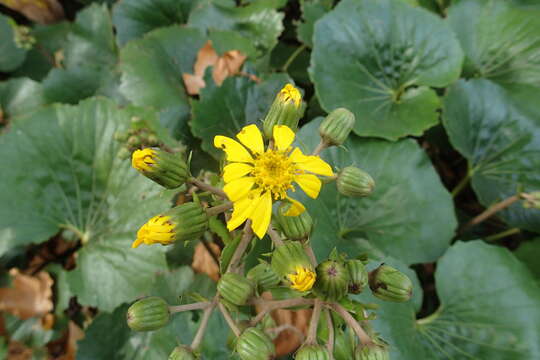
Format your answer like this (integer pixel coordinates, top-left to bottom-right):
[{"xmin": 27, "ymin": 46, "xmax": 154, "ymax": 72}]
[
  {"xmin": 191, "ymin": 242, "xmax": 221, "ymax": 282},
  {"xmin": 0, "ymin": 269, "xmax": 53, "ymax": 319},
  {"xmin": 0, "ymin": 0, "xmax": 64, "ymax": 24},
  {"xmin": 182, "ymin": 41, "xmax": 247, "ymax": 95}
]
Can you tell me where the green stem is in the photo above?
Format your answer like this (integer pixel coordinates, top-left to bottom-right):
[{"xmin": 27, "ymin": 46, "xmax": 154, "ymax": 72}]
[
  {"xmin": 59, "ymin": 223, "xmax": 88, "ymax": 244},
  {"xmin": 451, "ymin": 172, "xmax": 471, "ymax": 198},
  {"xmin": 282, "ymin": 44, "xmax": 307, "ymax": 72},
  {"xmin": 485, "ymin": 227, "xmax": 520, "ymax": 242},
  {"xmin": 416, "ymin": 305, "xmax": 443, "ymax": 326}
]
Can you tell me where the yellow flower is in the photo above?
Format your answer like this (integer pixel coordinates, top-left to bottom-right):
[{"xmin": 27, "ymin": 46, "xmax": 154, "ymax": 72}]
[
  {"xmin": 287, "ymin": 265, "xmax": 316, "ymax": 292},
  {"xmin": 214, "ymin": 124, "xmax": 334, "ymax": 238},
  {"xmin": 278, "ymin": 83, "xmax": 302, "ymax": 108},
  {"xmin": 132, "ymin": 215, "xmax": 175, "ymax": 248},
  {"xmin": 132, "ymin": 148, "xmax": 157, "ymax": 172}
]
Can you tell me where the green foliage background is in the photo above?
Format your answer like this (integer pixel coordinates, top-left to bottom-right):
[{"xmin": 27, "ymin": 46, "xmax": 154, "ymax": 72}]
[{"xmin": 1, "ymin": 0, "xmax": 540, "ymax": 359}]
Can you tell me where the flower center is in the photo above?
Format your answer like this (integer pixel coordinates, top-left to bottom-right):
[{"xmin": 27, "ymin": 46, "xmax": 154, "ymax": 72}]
[{"xmin": 251, "ymin": 150, "xmax": 296, "ymax": 200}]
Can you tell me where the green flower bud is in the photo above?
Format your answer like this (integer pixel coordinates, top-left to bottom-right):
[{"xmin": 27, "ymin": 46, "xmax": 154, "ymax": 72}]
[
  {"xmin": 168, "ymin": 346, "xmax": 196, "ymax": 360},
  {"xmin": 117, "ymin": 146, "xmax": 131, "ymax": 160},
  {"xmin": 236, "ymin": 327, "xmax": 276, "ymax": 360},
  {"xmin": 114, "ymin": 130, "xmax": 129, "ymax": 142},
  {"xmin": 369, "ymin": 265, "xmax": 412, "ymax": 302},
  {"xmin": 313, "ymin": 260, "xmax": 350, "ymax": 301},
  {"xmin": 347, "ymin": 260, "xmax": 368, "ymax": 294},
  {"xmin": 127, "ymin": 296, "xmax": 169, "ymax": 331},
  {"xmin": 217, "ymin": 273, "xmax": 255, "ymax": 306},
  {"xmin": 263, "ymin": 83, "xmax": 304, "ymax": 138},
  {"xmin": 227, "ymin": 321, "xmax": 251, "ymax": 350},
  {"xmin": 132, "ymin": 148, "xmax": 190, "ymax": 189},
  {"xmin": 148, "ymin": 134, "xmax": 159, "ymax": 146},
  {"xmin": 132, "ymin": 202, "xmax": 208, "ymax": 248},
  {"xmin": 247, "ymin": 263, "xmax": 280, "ymax": 290},
  {"xmin": 296, "ymin": 344, "xmax": 331, "ymax": 360},
  {"xmin": 275, "ymin": 209, "xmax": 313, "ymax": 241},
  {"xmin": 271, "ymin": 241, "xmax": 316, "ymax": 292},
  {"xmin": 354, "ymin": 344, "xmax": 389, "ymax": 360},
  {"xmin": 128, "ymin": 135, "xmax": 141, "ymax": 147},
  {"xmin": 319, "ymin": 108, "xmax": 355, "ymax": 146},
  {"xmin": 336, "ymin": 167, "xmax": 375, "ymax": 198}
]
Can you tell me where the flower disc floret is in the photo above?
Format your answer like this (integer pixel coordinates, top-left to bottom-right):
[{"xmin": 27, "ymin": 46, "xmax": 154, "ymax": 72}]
[
  {"xmin": 132, "ymin": 215, "xmax": 175, "ymax": 248},
  {"xmin": 287, "ymin": 265, "xmax": 316, "ymax": 292},
  {"xmin": 214, "ymin": 124, "xmax": 333, "ymax": 238},
  {"xmin": 132, "ymin": 148, "xmax": 156, "ymax": 172}
]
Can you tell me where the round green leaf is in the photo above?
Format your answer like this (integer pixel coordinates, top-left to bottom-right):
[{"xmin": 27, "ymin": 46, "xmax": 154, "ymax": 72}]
[
  {"xmin": 443, "ymin": 79, "xmax": 540, "ymax": 232},
  {"xmin": 0, "ymin": 14, "xmax": 27, "ymax": 72},
  {"xmin": 448, "ymin": 0, "xmax": 540, "ymax": 85},
  {"xmin": 310, "ymin": 0, "xmax": 463, "ymax": 140},
  {"xmin": 296, "ymin": 0, "xmax": 333, "ymax": 48},
  {"xmin": 0, "ymin": 78, "xmax": 46, "ymax": 119},
  {"xmin": 514, "ymin": 238, "xmax": 540, "ymax": 283},
  {"xmin": 295, "ymin": 119, "xmax": 456, "ymax": 265},
  {"xmin": 0, "ymin": 98, "xmax": 172, "ymax": 310},
  {"xmin": 187, "ymin": 0, "xmax": 284, "ymax": 58},
  {"xmin": 190, "ymin": 73, "xmax": 291, "ymax": 159},
  {"xmin": 112, "ymin": 0, "xmax": 197, "ymax": 46},
  {"xmin": 119, "ymin": 26, "xmax": 206, "ymax": 116},
  {"xmin": 365, "ymin": 241, "xmax": 540, "ymax": 359}
]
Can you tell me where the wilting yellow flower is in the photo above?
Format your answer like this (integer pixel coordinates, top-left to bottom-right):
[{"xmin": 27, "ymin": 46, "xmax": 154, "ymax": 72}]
[
  {"xmin": 287, "ymin": 266, "xmax": 316, "ymax": 292},
  {"xmin": 132, "ymin": 215, "xmax": 175, "ymax": 248},
  {"xmin": 214, "ymin": 124, "xmax": 333, "ymax": 238},
  {"xmin": 132, "ymin": 148, "xmax": 157, "ymax": 172},
  {"xmin": 278, "ymin": 84, "xmax": 301, "ymax": 108}
]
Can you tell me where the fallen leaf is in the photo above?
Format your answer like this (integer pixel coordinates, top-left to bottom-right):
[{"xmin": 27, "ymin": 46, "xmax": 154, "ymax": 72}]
[
  {"xmin": 182, "ymin": 41, "xmax": 247, "ymax": 95},
  {"xmin": 191, "ymin": 242, "xmax": 221, "ymax": 281},
  {"xmin": 7, "ymin": 341, "xmax": 32, "ymax": 360},
  {"xmin": 0, "ymin": 0, "xmax": 64, "ymax": 24},
  {"xmin": 55, "ymin": 321, "xmax": 84, "ymax": 360},
  {"xmin": 0, "ymin": 269, "xmax": 53, "ymax": 319}
]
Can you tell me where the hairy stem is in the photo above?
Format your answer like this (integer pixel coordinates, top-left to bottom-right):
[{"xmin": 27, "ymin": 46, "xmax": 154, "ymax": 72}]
[
  {"xmin": 226, "ymin": 220, "xmax": 253, "ymax": 273},
  {"xmin": 303, "ymin": 242, "xmax": 318, "ymax": 267},
  {"xmin": 311, "ymin": 140, "xmax": 327, "ymax": 156},
  {"xmin": 460, "ymin": 194, "xmax": 521, "ymax": 233},
  {"xmin": 325, "ymin": 309, "xmax": 335, "ymax": 357},
  {"xmin": 189, "ymin": 178, "xmax": 227, "ymax": 198},
  {"xmin": 267, "ymin": 225, "xmax": 284, "ymax": 246},
  {"xmin": 328, "ymin": 303, "xmax": 372, "ymax": 345},
  {"xmin": 250, "ymin": 297, "xmax": 315, "ymax": 325},
  {"xmin": 266, "ymin": 324, "xmax": 305, "ymax": 342},
  {"xmin": 190, "ymin": 298, "xmax": 218, "ymax": 349},
  {"xmin": 205, "ymin": 201, "xmax": 233, "ymax": 216},
  {"xmin": 451, "ymin": 172, "xmax": 471, "ymax": 198},
  {"xmin": 306, "ymin": 299, "xmax": 322, "ymax": 345},
  {"xmin": 169, "ymin": 301, "xmax": 211, "ymax": 314},
  {"xmin": 218, "ymin": 301, "xmax": 241, "ymax": 337}
]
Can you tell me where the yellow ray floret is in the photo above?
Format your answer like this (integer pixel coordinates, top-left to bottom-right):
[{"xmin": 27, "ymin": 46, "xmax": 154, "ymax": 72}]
[
  {"xmin": 213, "ymin": 124, "xmax": 333, "ymax": 238},
  {"xmin": 287, "ymin": 266, "xmax": 316, "ymax": 292},
  {"xmin": 279, "ymin": 84, "xmax": 302, "ymax": 108},
  {"xmin": 132, "ymin": 148, "xmax": 157, "ymax": 172},
  {"xmin": 132, "ymin": 215, "xmax": 175, "ymax": 248}
]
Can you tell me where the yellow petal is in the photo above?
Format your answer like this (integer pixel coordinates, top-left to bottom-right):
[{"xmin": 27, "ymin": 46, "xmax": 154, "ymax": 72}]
[
  {"xmin": 223, "ymin": 163, "xmax": 253, "ymax": 183},
  {"xmin": 214, "ymin": 136, "xmax": 253, "ymax": 163},
  {"xmin": 236, "ymin": 124, "xmax": 264, "ymax": 154},
  {"xmin": 250, "ymin": 191, "xmax": 273, "ymax": 239},
  {"xmin": 283, "ymin": 197, "xmax": 306, "ymax": 216},
  {"xmin": 131, "ymin": 237, "xmax": 144, "ymax": 248},
  {"xmin": 223, "ymin": 177, "xmax": 255, "ymax": 201},
  {"xmin": 227, "ymin": 190, "xmax": 263, "ymax": 231},
  {"xmin": 273, "ymin": 125, "xmax": 295, "ymax": 151},
  {"xmin": 295, "ymin": 174, "xmax": 322, "ymax": 199},
  {"xmin": 289, "ymin": 148, "xmax": 334, "ymax": 176}
]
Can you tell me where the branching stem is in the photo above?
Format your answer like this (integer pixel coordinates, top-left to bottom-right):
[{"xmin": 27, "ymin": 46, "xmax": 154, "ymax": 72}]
[
  {"xmin": 190, "ymin": 298, "xmax": 218, "ymax": 349},
  {"xmin": 218, "ymin": 301, "xmax": 241, "ymax": 337},
  {"xmin": 189, "ymin": 178, "xmax": 228, "ymax": 198},
  {"xmin": 460, "ymin": 194, "xmax": 522, "ymax": 233},
  {"xmin": 250, "ymin": 297, "xmax": 315, "ymax": 325},
  {"xmin": 328, "ymin": 303, "xmax": 372, "ymax": 345},
  {"xmin": 306, "ymin": 299, "xmax": 322, "ymax": 345},
  {"xmin": 267, "ymin": 225, "xmax": 284, "ymax": 246},
  {"xmin": 226, "ymin": 220, "xmax": 253, "ymax": 273},
  {"xmin": 312, "ymin": 140, "xmax": 327, "ymax": 156},
  {"xmin": 169, "ymin": 301, "xmax": 212, "ymax": 314},
  {"xmin": 205, "ymin": 202, "xmax": 233, "ymax": 216},
  {"xmin": 325, "ymin": 309, "xmax": 335, "ymax": 357}
]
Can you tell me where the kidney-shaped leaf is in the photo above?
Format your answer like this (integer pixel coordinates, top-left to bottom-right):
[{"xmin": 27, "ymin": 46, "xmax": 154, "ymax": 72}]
[
  {"xmin": 364, "ymin": 241, "xmax": 540, "ymax": 359},
  {"xmin": 310, "ymin": 0, "xmax": 463, "ymax": 140},
  {"xmin": 0, "ymin": 98, "xmax": 173, "ymax": 311},
  {"xmin": 295, "ymin": 119, "xmax": 456, "ymax": 265},
  {"xmin": 443, "ymin": 79, "xmax": 540, "ymax": 232}
]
